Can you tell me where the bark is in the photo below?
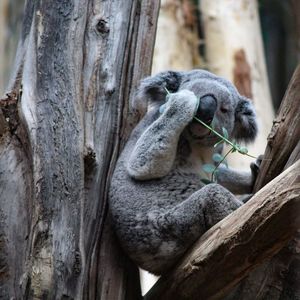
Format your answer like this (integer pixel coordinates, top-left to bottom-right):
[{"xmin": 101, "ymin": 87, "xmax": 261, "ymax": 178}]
[
  {"xmin": 200, "ymin": 0, "xmax": 274, "ymax": 170},
  {"xmin": 225, "ymin": 64, "xmax": 300, "ymax": 300},
  {"xmin": 0, "ymin": 1, "xmax": 159, "ymax": 299},
  {"xmin": 0, "ymin": 0, "xmax": 23, "ymax": 94},
  {"xmin": 144, "ymin": 160, "xmax": 300, "ymax": 300},
  {"xmin": 254, "ymin": 64, "xmax": 300, "ymax": 191}
]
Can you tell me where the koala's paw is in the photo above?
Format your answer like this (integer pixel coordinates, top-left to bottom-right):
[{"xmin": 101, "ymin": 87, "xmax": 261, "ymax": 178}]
[
  {"xmin": 250, "ymin": 154, "xmax": 263, "ymax": 180},
  {"xmin": 161, "ymin": 90, "xmax": 198, "ymax": 123}
]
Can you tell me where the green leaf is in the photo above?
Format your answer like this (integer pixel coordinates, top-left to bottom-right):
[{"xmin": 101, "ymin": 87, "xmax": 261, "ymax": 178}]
[
  {"xmin": 211, "ymin": 119, "xmax": 216, "ymax": 130},
  {"xmin": 212, "ymin": 153, "xmax": 223, "ymax": 163},
  {"xmin": 239, "ymin": 146, "xmax": 248, "ymax": 154},
  {"xmin": 202, "ymin": 164, "xmax": 215, "ymax": 173},
  {"xmin": 214, "ymin": 140, "xmax": 223, "ymax": 148},
  {"xmin": 222, "ymin": 127, "xmax": 229, "ymax": 139},
  {"xmin": 201, "ymin": 178, "xmax": 212, "ymax": 185},
  {"xmin": 213, "ymin": 168, "xmax": 219, "ymax": 175},
  {"xmin": 211, "ymin": 169, "xmax": 219, "ymax": 182}
]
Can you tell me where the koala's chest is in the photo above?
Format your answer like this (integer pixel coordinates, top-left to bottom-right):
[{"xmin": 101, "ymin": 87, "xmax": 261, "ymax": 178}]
[
  {"xmin": 175, "ymin": 148, "xmax": 213, "ymax": 182},
  {"xmin": 137, "ymin": 166, "xmax": 204, "ymax": 209}
]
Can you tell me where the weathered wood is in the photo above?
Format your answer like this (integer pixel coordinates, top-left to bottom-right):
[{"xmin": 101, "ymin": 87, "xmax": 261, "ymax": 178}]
[
  {"xmin": 254, "ymin": 64, "xmax": 300, "ymax": 191},
  {"xmin": 144, "ymin": 161, "xmax": 300, "ymax": 300},
  {"xmin": 224, "ymin": 64, "xmax": 300, "ymax": 300},
  {"xmin": 0, "ymin": 0, "xmax": 159, "ymax": 299}
]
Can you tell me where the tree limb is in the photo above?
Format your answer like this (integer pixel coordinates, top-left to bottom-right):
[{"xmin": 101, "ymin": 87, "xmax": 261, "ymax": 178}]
[
  {"xmin": 144, "ymin": 160, "xmax": 300, "ymax": 300},
  {"xmin": 254, "ymin": 64, "xmax": 300, "ymax": 191}
]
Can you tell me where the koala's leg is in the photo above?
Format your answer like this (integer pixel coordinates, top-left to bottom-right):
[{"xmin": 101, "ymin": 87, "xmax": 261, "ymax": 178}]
[
  {"xmin": 149, "ymin": 184, "xmax": 242, "ymax": 273},
  {"xmin": 160, "ymin": 184, "xmax": 242, "ymax": 236},
  {"xmin": 127, "ymin": 90, "xmax": 198, "ymax": 180}
]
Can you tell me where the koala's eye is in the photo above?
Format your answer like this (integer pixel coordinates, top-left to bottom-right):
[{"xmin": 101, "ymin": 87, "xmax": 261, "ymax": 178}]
[{"xmin": 220, "ymin": 107, "xmax": 229, "ymax": 113}]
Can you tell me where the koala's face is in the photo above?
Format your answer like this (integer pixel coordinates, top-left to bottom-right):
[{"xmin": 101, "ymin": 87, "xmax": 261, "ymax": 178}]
[
  {"xmin": 182, "ymin": 78, "xmax": 235, "ymax": 145},
  {"xmin": 136, "ymin": 70, "xmax": 258, "ymax": 146}
]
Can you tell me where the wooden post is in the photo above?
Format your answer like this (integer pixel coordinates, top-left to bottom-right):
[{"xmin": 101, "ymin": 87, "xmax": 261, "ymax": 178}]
[{"xmin": 0, "ymin": 1, "xmax": 160, "ymax": 298}]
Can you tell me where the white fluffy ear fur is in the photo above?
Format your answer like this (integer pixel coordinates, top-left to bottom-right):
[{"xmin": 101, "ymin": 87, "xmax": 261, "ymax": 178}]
[{"xmin": 132, "ymin": 71, "xmax": 182, "ymax": 113}]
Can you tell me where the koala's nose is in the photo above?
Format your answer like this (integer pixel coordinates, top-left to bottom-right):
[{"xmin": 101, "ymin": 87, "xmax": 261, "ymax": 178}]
[{"xmin": 195, "ymin": 95, "xmax": 217, "ymax": 125}]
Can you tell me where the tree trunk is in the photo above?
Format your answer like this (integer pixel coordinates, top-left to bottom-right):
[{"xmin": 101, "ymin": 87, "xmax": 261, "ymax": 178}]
[
  {"xmin": 224, "ymin": 64, "xmax": 300, "ymax": 300},
  {"xmin": 151, "ymin": 0, "xmax": 202, "ymax": 74},
  {"xmin": 0, "ymin": 1, "xmax": 159, "ymax": 299},
  {"xmin": 200, "ymin": 0, "xmax": 274, "ymax": 170}
]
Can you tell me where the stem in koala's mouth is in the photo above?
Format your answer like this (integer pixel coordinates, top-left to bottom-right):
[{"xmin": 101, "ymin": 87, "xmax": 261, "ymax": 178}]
[
  {"xmin": 193, "ymin": 116, "xmax": 257, "ymax": 183},
  {"xmin": 163, "ymin": 86, "xmax": 256, "ymax": 183},
  {"xmin": 193, "ymin": 116, "xmax": 256, "ymax": 159},
  {"xmin": 211, "ymin": 148, "xmax": 233, "ymax": 181}
]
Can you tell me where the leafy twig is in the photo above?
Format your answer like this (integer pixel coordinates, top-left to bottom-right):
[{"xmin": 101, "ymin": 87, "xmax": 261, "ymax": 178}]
[
  {"xmin": 162, "ymin": 87, "xmax": 256, "ymax": 183},
  {"xmin": 193, "ymin": 116, "xmax": 256, "ymax": 159}
]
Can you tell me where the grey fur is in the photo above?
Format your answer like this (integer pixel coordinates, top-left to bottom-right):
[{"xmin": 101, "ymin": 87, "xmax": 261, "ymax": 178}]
[{"xmin": 109, "ymin": 70, "xmax": 258, "ymax": 275}]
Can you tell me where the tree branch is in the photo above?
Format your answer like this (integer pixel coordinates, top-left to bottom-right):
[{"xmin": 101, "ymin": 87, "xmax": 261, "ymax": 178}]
[
  {"xmin": 144, "ymin": 161, "xmax": 300, "ymax": 300},
  {"xmin": 254, "ymin": 64, "xmax": 300, "ymax": 191}
]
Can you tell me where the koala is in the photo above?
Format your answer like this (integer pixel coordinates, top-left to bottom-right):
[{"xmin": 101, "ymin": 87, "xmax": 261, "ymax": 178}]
[{"xmin": 109, "ymin": 70, "xmax": 258, "ymax": 275}]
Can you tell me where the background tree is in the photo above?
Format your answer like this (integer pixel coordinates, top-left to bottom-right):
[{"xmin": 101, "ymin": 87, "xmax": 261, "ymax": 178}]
[
  {"xmin": 0, "ymin": 0, "xmax": 23, "ymax": 93},
  {"xmin": 200, "ymin": 0, "xmax": 274, "ymax": 170},
  {"xmin": 151, "ymin": 0, "xmax": 202, "ymax": 74}
]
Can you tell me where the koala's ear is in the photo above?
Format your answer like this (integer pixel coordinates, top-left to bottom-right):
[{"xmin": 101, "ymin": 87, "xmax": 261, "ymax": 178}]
[
  {"xmin": 232, "ymin": 96, "xmax": 258, "ymax": 143},
  {"xmin": 133, "ymin": 71, "xmax": 182, "ymax": 112}
]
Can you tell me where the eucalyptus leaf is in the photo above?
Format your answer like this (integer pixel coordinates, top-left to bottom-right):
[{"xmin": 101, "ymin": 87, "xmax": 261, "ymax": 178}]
[
  {"xmin": 211, "ymin": 119, "xmax": 216, "ymax": 130},
  {"xmin": 202, "ymin": 164, "xmax": 215, "ymax": 173},
  {"xmin": 213, "ymin": 168, "xmax": 219, "ymax": 175},
  {"xmin": 201, "ymin": 178, "xmax": 212, "ymax": 185},
  {"xmin": 239, "ymin": 146, "xmax": 248, "ymax": 154},
  {"xmin": 212, "ymin": 153, "xmax": 223, "ymax": 163},
  {"xmin": 214, "ymin": 140, "xmax": 223, "ymax": 148},
  {"xmin": 222, "ymin": 127, "xmax": 229, "ymax": 139}
]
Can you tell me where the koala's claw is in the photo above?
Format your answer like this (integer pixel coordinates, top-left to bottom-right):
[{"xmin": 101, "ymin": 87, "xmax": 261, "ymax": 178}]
[{"xmin": 250, "ymin": 154, "xmax": 264, "ymax": 178}]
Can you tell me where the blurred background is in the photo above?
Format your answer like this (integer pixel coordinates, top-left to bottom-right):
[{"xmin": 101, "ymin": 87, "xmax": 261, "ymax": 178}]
[
  {"xmin": 0, "ymin": 0, "xmax": 299, "ymax": 295},
  {"xmin": 0, "ymin": 0, "xmax": 299, "ymax": 107}
]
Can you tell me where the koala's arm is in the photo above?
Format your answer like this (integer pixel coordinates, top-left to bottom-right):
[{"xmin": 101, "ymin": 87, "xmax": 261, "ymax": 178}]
[
  {"xmin": 216, "ymin": 159, "xmax": 260, "ymax": 194},
  {"xmin": 127, "ymin": 90, "xmax": 198, "ymax": 180}
]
